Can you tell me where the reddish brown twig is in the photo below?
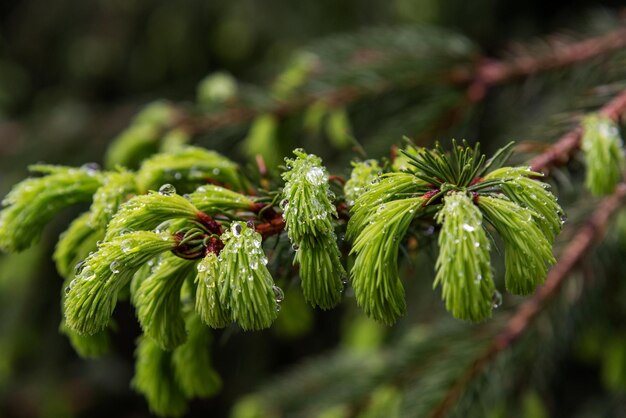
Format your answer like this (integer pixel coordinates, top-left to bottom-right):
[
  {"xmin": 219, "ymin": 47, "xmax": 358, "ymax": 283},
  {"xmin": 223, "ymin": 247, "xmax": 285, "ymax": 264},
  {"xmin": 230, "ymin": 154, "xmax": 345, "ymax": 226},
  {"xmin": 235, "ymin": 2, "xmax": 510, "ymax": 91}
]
[
  {"xmin": 529, "ymin": 87, "xmax": 626, "ymax": 173},
  {"xmin": 459, "ymin": 28, "xmax": 626, "ymax": 102},
  {"xmin": 430, "ymin": 182, "xmax": 626, "ymax": 418}
]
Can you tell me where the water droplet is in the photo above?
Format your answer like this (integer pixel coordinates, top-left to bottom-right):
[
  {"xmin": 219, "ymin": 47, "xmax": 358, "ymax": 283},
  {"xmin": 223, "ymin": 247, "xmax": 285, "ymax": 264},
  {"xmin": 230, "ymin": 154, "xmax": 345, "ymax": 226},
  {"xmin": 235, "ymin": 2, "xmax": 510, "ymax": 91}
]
[
  {"xmin": 64, "ymin": 286, "xmax": 71, "ymax": 294},
  {"xmin": 109, "ymin": 260, "xmax": 121, "ymax": 274},
  {"xmin": 246, "ymin": 220, "xmax": 255, "ymax": 229},
  {"xmin": 462, "ymin": 224, "xmax": 475, "ymax": 232},
  {"xmin": 272, "ymin": 286, "xmax": 284, "ymax": 303},
  {"xmin": 81, "ymin": 162, "xmax": 100, "ymax": 175},
  {"xmin": 280, "ymin": 198, "xmax": 289, "ymax": 209},
  {"xmin": 291, "ymin": 243, "xmax": 299, "ymax": 251},
  {"xmin": 560, "ymin": 214, "xmax": 568, "ymax": 225},
  {"xmin": 327, "ymin": 191, "xmax": 336, "ymax": 202},
  {"xmin": 305, "ymin": 166, "xmax": 326, "ymax": 186},
  {"xmin": 82, "ymin": 268, "xmax": 95, "ymax": 281},
  {"xmin": 212, "ymin": 168, "xmax": 221, "ymax": 176},
  {"xmin": 119, "ymin": 227, "xmax": 133, "ymax": 236},
  {"xmin": 121, "ymin": 239, "xmax": 134, "ymax": 253},
  {"xmin": 341, "ymin": 276, "xmax": 349, "ymax": 285},
  {"xmin": 261, "ymin": 256, "xmax": 268, "ymax": 265},
  {"xmin": 276, "ymin": 304, "xmax": 282, "ymax": 312},
  {"xmin": 159, "ymin": 183, "xmax": 176, "ymax": 196},
  {"xmin": 492, "ymin": 290, "xmax": 503, "ymax": 308},
  {"xmin": 74, "ymin": 260, "xmax": 86, "ymax": 275},
  {"xmin": 232, "ymin": 223, "xmax": 243, "ymax": 237},
  {"xmin": 423, "ymin": 225, "xmax": 435, "ymax": 236},
  {"xmin": 197, "ymin": 262, "xmax": 207, "ymax": 273}
]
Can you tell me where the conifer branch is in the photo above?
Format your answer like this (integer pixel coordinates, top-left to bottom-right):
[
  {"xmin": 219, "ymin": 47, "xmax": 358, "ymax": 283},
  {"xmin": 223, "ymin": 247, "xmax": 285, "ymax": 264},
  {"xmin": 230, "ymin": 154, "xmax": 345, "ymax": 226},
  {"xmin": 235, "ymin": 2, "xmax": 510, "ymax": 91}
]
[
  {"xmin": 529, "ymin": 87, "xmax": 626, "ymax": 173},
  {"xmin": 175, "ymin": 27, "xmax": 626, "ymax": 137},
  {"xmin": 429, "ymin": 182, "xmax": 626, "ymax": 418},
  {"xmin": 458, "ymin": 27, "xmax": 626, "ymax": 101}
]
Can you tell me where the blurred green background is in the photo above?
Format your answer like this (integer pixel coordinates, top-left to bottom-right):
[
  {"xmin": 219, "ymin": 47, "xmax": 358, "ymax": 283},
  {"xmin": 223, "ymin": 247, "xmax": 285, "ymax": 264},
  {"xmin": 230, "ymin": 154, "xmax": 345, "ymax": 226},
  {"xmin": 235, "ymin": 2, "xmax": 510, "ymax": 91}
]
[{"xmin": 1, "ymin": 1, "xmax": 626, "ymax": 417}]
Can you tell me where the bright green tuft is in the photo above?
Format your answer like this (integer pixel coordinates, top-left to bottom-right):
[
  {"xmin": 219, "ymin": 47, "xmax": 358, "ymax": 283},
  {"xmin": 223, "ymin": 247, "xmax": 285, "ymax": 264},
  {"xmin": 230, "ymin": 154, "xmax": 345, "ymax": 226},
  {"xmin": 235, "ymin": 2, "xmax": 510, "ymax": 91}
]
[
  {"xmin": 136, "ymin": 253, "xmax": 196, "ymax": 350},
  {"xmin": 89, "ymin": 169, "xmax": 137, "ymax": 229},
  {"xmin": 434, "ymin": 192, "xmax": 495, "ymax": 322},
  {"xmin": 350, "ymin": 197, "xmax": 423, "ymax": 325},
  {"xmin": 282, "ymin": 150, "xmax": 336, "ymax": 240},
  {"xmin": 282, "ymin": 150, "xmax": 346, "ymax": 309},
  {"xmin": 188, "ymin": 184, "xmax": 253, "ymax": 214},
  {"xmin": 294, "ymin": 234, "xmax": 345, "ymax": 309},
  {"xmin": 136, "ymin": 146, "xmax": 244, "ymax": 193},
  {"xmin": 219, "ymin": 222, "xmax": 279, "ymax": 331},
  {"xmin": 64, "ymin": 231, "xmax": 176, "ymax": 335},
  {"xmin": 195, "ymin": 253, "xmax": 232, "ymax": 328},
  {"xmin": 486, "ymin": 166, "xmax": 563, "ymax": 242},
  {"xmin": 344, "ymin": 160, "xmax": 381, "ymax": 208},
  {"xmin": 104, "ymin": 191, "xmax": 198, "ymax": 241},
  {"xmin": 0, "ymin": 165, "xmax": 103, "ymax": 252},
  {"xmin": 581, "ymin": 114, "xmax": 625, "ymax": 196},
  {"xmin": 478, "ymin": 195, "xmax": 556, "ymax": 295},
  {"xmin": 53, "ymin": 212, "xmax": 102, "ymax": 279}
]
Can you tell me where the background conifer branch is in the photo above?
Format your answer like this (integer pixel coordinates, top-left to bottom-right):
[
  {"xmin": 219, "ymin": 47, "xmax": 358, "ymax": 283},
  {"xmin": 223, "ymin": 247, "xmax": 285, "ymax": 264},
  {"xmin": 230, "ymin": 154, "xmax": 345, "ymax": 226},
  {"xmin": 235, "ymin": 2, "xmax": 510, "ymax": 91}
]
[
  {"xmin": 529, "ymin": 87, "xmax": 626, "ymax": 172},
  {"xmin": 173, "ymin": 26, "xmax": 626, "ymax": 137}
]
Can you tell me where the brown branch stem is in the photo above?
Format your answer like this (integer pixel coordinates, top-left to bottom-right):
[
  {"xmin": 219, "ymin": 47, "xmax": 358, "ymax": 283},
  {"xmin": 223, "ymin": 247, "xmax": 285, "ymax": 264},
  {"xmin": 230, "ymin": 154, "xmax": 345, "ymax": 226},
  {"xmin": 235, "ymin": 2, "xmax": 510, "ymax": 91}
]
[{"xmin": 430, "ymin": 183, "xmax": 626, "ymax": 418}]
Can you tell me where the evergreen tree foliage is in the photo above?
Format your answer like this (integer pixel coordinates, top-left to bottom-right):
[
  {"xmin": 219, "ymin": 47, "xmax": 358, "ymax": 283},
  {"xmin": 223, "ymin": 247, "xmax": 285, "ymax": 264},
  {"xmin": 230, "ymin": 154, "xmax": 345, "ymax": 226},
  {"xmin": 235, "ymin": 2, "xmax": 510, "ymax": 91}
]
[{"xmin": 1, "ymin": 5, "xmax": 626, "ymax": 418}]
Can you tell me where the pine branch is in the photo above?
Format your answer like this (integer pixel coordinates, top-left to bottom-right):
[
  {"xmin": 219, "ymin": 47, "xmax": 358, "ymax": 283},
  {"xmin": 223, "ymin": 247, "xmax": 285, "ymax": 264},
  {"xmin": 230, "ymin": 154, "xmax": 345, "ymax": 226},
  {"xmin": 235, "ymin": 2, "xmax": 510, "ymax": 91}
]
[
  {"xmin": 429, "ymin": 182, "xmax": 626, "ymax": 418},
  {"xmin": 529, "ymin": 87, "xmax": 626, "ymax": 173}
]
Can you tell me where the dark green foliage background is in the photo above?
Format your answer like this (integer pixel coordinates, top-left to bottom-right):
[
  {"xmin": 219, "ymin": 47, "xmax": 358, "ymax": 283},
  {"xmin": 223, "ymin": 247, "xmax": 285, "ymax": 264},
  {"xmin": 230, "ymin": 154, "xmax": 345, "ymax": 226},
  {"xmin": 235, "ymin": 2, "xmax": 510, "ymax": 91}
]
[{"xmin": 1, "ymin": 1, "xmax": 626, "ymax": 417}]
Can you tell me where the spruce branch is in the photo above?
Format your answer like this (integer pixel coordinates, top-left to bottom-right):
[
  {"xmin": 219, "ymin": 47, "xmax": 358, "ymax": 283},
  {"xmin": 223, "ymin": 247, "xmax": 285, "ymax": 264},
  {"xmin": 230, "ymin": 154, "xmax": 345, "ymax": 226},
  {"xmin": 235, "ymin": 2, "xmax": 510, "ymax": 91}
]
[
  {"xmin": 171, "ymin": 27, "xmax": 626, "ymax": 138},
  {"xmin": 348, "ymin": 141, "xmax": 562, "ymax": 323},
  {"xmin": 529, "ymin": 87, "xmax": 626, "ymax": 173},
  {"xmin": 429, "ymin": 182, "xmax": 626, "ymax": 418},
  {"xmin": 0, "ymin": 165, "xmax": 103, "ymax": 252}
]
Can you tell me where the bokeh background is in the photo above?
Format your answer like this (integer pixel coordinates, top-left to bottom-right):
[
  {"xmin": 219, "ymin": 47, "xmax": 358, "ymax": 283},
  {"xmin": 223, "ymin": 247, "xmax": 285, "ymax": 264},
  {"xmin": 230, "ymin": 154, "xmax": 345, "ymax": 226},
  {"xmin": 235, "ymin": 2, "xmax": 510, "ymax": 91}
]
[{"xmin": 2, "ymin": 1, "xmax": 626, "ymax": 417}]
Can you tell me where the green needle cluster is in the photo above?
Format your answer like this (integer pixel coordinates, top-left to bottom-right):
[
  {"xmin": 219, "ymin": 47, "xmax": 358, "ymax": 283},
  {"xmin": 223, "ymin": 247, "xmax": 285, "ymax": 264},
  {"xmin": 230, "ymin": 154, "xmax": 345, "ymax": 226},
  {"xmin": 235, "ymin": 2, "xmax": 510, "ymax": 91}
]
[
  {"xmin": 281, "ymin": 149, "xmax": 346, "ymax": 309},
  {"xmin": 581, "ymin": 114, "xmax": 625, "ymax": 196},
  {"xmin": 348, "ymin": 140, "xmax": 564, "ymax": 323},
  {"xmin": 0, "ymin": 137, "xmax": 571, "ymax": 415}
]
